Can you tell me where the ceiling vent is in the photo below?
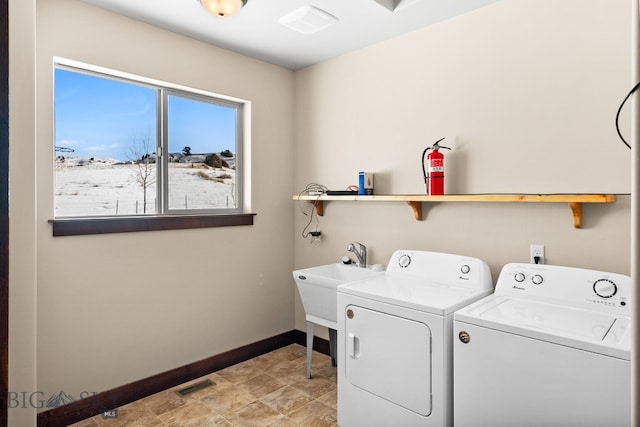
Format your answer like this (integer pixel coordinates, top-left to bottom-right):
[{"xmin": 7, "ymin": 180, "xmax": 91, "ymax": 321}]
[
  {"xmin": 278, "ymin": 5, "xmax": 338, "ymax": 35},
  {"xmin": 372, "ymin": 0, "xmax": 423, "ymax": 12}
]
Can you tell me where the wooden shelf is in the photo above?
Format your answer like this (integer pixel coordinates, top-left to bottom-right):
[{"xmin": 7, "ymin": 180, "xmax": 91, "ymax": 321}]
[{"xmin": 293, "ymin": 194, "xmax": 616, "ymax": 228}]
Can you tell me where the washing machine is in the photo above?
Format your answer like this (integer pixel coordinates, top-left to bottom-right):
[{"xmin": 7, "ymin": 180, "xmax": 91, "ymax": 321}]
[
  {"xmin": 453, "ymin": 263, "xmax": 631, "ymax": 427},
  {"xmin": 337, "ymin": 250, "xmax": 493, "ymax": 427}
]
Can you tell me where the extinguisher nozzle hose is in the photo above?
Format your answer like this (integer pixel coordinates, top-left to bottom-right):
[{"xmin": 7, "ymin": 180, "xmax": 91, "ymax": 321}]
[{"xmin": 422, "ymin": 147, "xmax": 429, "ymax": 183}]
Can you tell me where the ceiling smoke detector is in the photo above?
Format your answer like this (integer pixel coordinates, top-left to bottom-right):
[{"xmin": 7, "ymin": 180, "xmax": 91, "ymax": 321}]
[{"xmin": 278, "ymin": 5, "xmax": 338, "ymax": 35}]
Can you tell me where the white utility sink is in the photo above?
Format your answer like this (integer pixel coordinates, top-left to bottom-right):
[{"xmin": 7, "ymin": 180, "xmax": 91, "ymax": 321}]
[
  {"xmin": 293, "ymin": 263, "xmax": 384, "ymax": 378},
  {"xmin": 294, "ymin": 263, "xmax": 384, "ymax": 327}
]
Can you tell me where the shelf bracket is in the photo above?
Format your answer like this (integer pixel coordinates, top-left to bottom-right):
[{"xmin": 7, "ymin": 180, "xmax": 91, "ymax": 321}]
[
  {"xmin": 407, "ymin": 201, "xmax": 423, "ymax": 221},
  {"xmin": 307, "ymin": 200, "xmax": 324, "ymax": 216},
  {"xmin": 568, "ymin": 202, "xmax": 582, "ymax": 228}
]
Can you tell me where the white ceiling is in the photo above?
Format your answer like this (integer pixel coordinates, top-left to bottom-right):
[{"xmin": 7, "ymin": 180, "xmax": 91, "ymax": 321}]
[{"xmin": 80, "ymin": 0, "xmax": 502, "ymax": 70}]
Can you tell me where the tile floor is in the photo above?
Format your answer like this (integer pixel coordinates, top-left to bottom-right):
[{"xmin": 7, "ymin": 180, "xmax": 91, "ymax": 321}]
[{"xmin": 69, "ymin": 344, "xmax": 337, "ymax": 427}]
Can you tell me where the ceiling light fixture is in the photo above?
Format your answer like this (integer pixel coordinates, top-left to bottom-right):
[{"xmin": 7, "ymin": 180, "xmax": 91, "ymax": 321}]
[
  {"xmin": 372, "ymin": 0, "xmax": 423, "ymax": 12},
  {"xmin": 199, "ymin": 0, "xmax": 247, "ymax": 17}
]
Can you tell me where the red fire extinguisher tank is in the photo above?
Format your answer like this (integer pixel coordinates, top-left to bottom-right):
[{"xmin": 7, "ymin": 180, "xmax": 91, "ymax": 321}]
[{"xmin": 422, "ymin": 138, "xmax": 451, "ymax": 196}]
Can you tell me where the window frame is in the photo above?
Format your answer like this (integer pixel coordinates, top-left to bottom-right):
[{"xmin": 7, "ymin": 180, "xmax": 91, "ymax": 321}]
[
  {"xmin": 162, "ymin": 89, "xmax": 244, "ymax": 215},
  {"xmin": 50, "ymin": 59, "xmax": 253, "ymax": 236}
]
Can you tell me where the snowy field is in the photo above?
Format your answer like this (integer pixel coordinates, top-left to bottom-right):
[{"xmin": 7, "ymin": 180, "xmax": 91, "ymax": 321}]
[{"xmin": 55, "ymin": 157, "xmax": 236, "ymax": 217}]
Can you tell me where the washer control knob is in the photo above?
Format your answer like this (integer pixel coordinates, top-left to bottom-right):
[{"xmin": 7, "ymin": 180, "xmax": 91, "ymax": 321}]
[
  {"xmin": 593, "ymin": 279, "xmax": 617, "ymax": 298},
  {"xmin": 514, "ymin": 272, "xmax": 526, "ymax": 282},
  {"xmin": 460, "ymin": 264, "xmax": 471, "ymax": 274},
  {"xmin": 531, "ymin": 274, "xmax": 544, "ymax": 285},
  {"xmin": 398, "ymin": 254, "xmax": 412, "ymax": 268}
]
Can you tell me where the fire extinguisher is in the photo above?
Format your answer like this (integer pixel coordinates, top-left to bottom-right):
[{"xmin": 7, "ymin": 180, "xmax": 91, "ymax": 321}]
[{"xmin": 422, "ymin": 138, "xmax": 451, "ymax": 195}]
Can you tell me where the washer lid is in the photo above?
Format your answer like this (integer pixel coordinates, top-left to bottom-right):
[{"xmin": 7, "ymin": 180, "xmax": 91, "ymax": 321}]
[
  {"xmin": 481, "ymin": 298, "xmax": 615, "ymax": 341},
  {"xmin": 338, "ymin": 274, "xmax": 492, "ymax": 315},
  {"xmin": 455, "ymin": 295, "xmax": 631, "ymax": 359}
]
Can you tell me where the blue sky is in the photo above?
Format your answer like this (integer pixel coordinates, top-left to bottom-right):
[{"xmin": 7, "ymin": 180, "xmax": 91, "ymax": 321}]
[{"xmin": 55, "ymin": 68, "xmax": 236, "ymax": 161}]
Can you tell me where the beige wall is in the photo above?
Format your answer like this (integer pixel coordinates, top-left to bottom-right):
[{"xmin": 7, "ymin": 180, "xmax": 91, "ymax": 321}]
[
  {"xmin": 9, "ymin": 0, "xmax": 37, "ymax": 424},
  {"xmin": 293, "ymin": 0, "xmax": 632, "ymax": 337},
  {"xmin": 35, "ymin": 0, "xmax": 295, "ymax": 401}
]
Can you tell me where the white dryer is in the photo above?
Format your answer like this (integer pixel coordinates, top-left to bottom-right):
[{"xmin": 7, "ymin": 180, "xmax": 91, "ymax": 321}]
[
  {"xmin": 337, "ymin": 250, "xmax": 493, "ymax": 427},
  {"xmin": 453, "ymin": 263, "xmax": 631, "ymax": 427}
]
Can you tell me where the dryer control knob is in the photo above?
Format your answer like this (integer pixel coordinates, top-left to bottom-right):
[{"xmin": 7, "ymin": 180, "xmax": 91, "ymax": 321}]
[
  {"xmin": 514, "ymin": 272, "xmax": 526, "ymax": 282},
  {"xmin": 459, "ymin": 331, "xmax": 471, "ymax": 344},
  {"xmin": 398, "ymin": 254, "xmax": 412, "ymax": 268},
  {"xmin": 531, "ymin": 274, "xmax": 543, "ymax": 285},
  {"xmin": 460, "ymin": 265, "xmax": 471, "ymax": 274},
  {"xmin": 593, "ymin": 279, "xmax": 617, "ymax": 298}
]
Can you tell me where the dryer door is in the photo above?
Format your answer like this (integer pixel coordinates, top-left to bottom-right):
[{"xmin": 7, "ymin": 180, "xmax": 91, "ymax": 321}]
[{"xmin": 344, "ymin": 305, "xmax": 432, "ymax": 416}]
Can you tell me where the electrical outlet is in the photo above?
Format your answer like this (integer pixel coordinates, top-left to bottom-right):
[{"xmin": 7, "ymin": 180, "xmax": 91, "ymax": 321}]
[
  {"xmin": 530, "ymin": 244, "xmax": 545, "ymax": 264},
  {"xmin": 309, "ymin": 229, "xmax": 322, "ymax": 241}
]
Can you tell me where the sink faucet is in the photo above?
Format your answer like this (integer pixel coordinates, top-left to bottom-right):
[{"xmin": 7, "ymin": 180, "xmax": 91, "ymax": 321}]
[{"xmin": 347, "ymin": 242, "xmax": 367, "ymax": 268}]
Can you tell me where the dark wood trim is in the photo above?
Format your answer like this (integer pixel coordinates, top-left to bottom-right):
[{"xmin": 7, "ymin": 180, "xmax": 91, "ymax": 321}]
[
  {"xmin": 50, "ymin": 213, "xmax": 256, "ymax": 236},
  {"xmin": 291, "ymin": 329, "xmax": 332, "ymax": 356},
  {"xmin": 1, "ymin": 0, "xmax": 10, "ymax": 423},
  {"xmin": 36, "ymin": 329, "xmax": 329, "ymax": 427}
]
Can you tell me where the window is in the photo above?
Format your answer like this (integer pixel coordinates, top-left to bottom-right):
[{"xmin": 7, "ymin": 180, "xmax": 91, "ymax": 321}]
[
  {"xmin": 52, "ymin": 62, "xmax": 252, "ymax": 235},
  {"xmin": 164, "ymin": 91, "xmax": 242, "ymax": 213}
]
